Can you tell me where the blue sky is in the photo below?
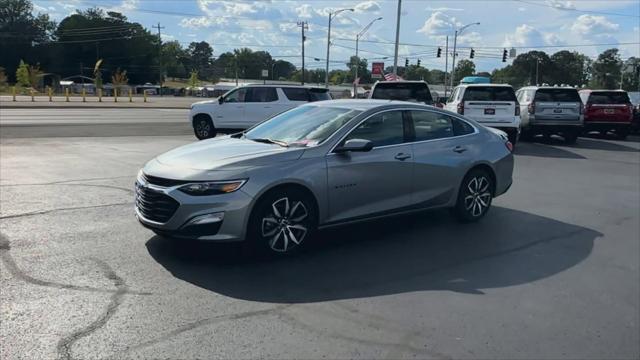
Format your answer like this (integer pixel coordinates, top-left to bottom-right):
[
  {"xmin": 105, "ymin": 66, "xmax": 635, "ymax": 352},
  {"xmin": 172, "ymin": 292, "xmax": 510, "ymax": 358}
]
[{"xmin": 33, "ymin": 0, "xmax": 640, "ymax": 72}]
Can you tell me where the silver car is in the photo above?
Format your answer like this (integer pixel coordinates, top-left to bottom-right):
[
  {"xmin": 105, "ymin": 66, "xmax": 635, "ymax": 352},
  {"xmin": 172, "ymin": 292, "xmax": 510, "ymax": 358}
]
[{"xmin": 136, "ymin": 100, "xmax": 514, "ymax": 255}]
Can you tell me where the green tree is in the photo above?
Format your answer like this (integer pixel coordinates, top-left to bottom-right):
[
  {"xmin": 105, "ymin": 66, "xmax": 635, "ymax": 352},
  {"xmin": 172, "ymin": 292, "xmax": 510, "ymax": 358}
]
[
  {"xmin": 454, "ymin": 60, "xmax": 476, "ymax": 82},
  {"xmin": 621, "ymin": 57, "xmax": 639, "ymax": 91},
  {"xmin": 591, "ymin": 48, "xmax": 622, "ymax": 89},
  {"xmin": 187, "ymin": 41, "xmax": 214, "ymax": 79},
  {"xmin": 27, "ymin": 63, "xmax": 42, "ymax": 89},
  {"xmin": 550, "ymin": 50, "xmax": 591, "ymax": 87},
  {"xmin": 161, "ymin": 41, "xmax": 188, "ymax": 79},
  {"xmin": 111, "ymin": 68, "xmax": 128, "ymax": 89},
  {"xmin": 347, "ymin": 56, "xmax": 370, "ymax": 83},
  {"xmin": 16, "ymin": 60, "xmax": 29, "ymax": 87},
  {"xmin": 509, "ymin": 51, "xmax": 552, "ymax": 87},
  {"xmin": 404, "ymin": 65, "xmax": 430, "ymax": 81},
  {"xmin": 0, "ymin": 0, "xmax": 55, "ymax": 82},
  {"xmin": 188, "ymin": 70, "xmax": 199, "ymax": 89},
  {"xmin": 429, "ymin": 69, "xmax": 446, "ymax": 84}
]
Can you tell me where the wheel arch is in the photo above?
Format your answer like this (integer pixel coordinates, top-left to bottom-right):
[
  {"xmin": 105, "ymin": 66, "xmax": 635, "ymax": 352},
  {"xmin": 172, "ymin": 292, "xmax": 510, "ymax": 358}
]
[
  {"xmin": 192, "ymin": 112, "xmax": 213, "ymax": 126},
  {"xmin": 463, "ymin": 162, "xmax": 497, "ymax": 196}
]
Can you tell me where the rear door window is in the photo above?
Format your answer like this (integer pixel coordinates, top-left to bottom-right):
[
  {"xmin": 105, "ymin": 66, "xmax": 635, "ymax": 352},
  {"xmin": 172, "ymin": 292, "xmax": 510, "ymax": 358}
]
[
  {"xmin": 282, "ymin": 87, "xmax": 309, "ymax": 101},
  {"xmin": 308, "ymin": 88, "xmax": 331, "ymax": 102},
  {"xmin": 587, "ymin": 92, "xmax": 631, "ymax": 104},
  {"xmin": 371, "ymin": 83, "xmax": 433, "ymax": 104},
  {"xmin": 410, "ymin": 111, "xmax": 453, "ymax": 141},
  {"xmin": 463, "ymin": 86, "xmax": 517, "ymax": 101},
  {"xmin": 247, "ymin": 87, "xmax": 278, "ymax": 102},
  {"xmin": 534, "ymin": 89, "xmax": 581, "ymax": 102}
]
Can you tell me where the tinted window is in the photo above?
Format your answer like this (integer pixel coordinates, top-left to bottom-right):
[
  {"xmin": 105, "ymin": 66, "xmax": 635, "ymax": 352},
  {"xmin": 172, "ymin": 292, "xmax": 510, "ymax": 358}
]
[
  {"xmin": 587, "ymin": 91, "xmax": 631, "ymax": 104},
  {"xmin": 410, "ymin": 111, "xmax": 453, "ymax": 141},
  {"xmin": 248, "ymin": 87, "xmax": 278, "ymax": 102},
  {"xmin": 534, "ymin": 89, "xmax": 581, "ymax": 102},
  {"xmin": 224, "ymin": 88, "xmax": 248, "ymax": 103},
  {"xmin": 452, "ymin": 118, "xmax": 475, "ymax": 136},
  {"xmin": 309, "ymin": 88, "xmax": 331, "ymax": 101},
  {"xmin": 345, "ymin": 111, "xmax": 405, "ymax": 147},
  {"xmin": 371, "ymin": 83, "xmax": 433, "ymax": 104},
  {"xmin": 463, "ymin": 86, "xmax": 517, "ymax": 101},
  {"xmin": 282, "ymin": 87, "xmax": 309, "ymax": 101}
]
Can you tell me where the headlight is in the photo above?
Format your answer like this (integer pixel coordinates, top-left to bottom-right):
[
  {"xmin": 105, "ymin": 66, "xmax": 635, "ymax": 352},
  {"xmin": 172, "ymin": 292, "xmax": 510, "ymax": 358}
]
[{"xmin": 177, "ymin": 180, "xmax": 246, "ymax": 196}]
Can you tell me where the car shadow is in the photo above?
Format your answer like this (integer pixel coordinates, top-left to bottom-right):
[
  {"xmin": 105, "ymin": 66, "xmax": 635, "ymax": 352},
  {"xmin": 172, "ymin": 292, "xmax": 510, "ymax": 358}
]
[
  {"xmin": 145, "ymin": 207, "xmax": 600, "ymax": 303},
  {"xmin": 514, "ymin": 141, "xmax": 586, "ymax": 159},
  {"xmin": 572, "ymin": 137, "xmax": 640, "ymax": 152}
]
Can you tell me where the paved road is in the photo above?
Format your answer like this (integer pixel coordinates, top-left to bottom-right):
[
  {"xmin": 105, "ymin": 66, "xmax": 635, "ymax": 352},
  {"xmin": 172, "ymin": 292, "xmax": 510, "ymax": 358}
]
[
  {"xmin": 0, "ymin": 108, "xmax": 193, "ymax": 138},
  {"xmin": 1, "ymin": 129, "xmax": 639, "ymax": 358}
]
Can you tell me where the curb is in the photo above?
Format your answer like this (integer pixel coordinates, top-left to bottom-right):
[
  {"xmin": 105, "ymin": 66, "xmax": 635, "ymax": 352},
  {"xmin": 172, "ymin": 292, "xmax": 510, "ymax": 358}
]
[{"xmin": 1, "ymin": 105, "xmax": 188, "ymax": 109}]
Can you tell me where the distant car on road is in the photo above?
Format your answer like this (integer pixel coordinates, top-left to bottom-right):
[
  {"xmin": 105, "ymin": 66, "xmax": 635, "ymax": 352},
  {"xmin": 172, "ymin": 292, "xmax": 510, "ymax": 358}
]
[
  {"xmin": 516, "ymin": 86, "xmax": 583, "ymax": 144},
  {"xmin": 136, "ymin": 100, "xmax": 514, "ymax": 255},
  {"xmin": 579, "ymin": 89, "xmax": 634, "ymax": 139},
  {"xmin": 189, "ymin": 84, "xmax": 331, "ymax": 139},
  {"xmin": 445, "ymin": 83, "xmax": 521, "ymax": 144},
  {"xmin": 368, "ymin": 81, "xmax": 434, "ymax": 105}
]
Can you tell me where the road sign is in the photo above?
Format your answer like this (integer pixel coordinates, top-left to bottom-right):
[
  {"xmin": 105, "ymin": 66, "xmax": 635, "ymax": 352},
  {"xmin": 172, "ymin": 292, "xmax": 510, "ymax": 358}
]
[
  {"xmin": 261, "ymin": 69, "xmax": 268, "ymax": 78},
  {"xmin": 372, "ymin": 62, "xmax": 384, "ymax": 79}
]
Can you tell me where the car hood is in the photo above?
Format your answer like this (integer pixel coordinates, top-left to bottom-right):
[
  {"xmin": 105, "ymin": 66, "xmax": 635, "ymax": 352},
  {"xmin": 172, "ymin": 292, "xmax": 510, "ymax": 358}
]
[{"xmin": 155, "ymin": 136, "xmax": 304, "ymax": 170}]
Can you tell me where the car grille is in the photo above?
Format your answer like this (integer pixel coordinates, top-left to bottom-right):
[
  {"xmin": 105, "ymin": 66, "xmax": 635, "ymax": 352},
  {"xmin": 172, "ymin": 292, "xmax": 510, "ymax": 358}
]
[
  {"xmin": 135, "ymin": 183, "xmax": 179, "ymax": 223},
  {"xmin": 141, "ymin": 174, "xmax": 191, "ymax": 188}
]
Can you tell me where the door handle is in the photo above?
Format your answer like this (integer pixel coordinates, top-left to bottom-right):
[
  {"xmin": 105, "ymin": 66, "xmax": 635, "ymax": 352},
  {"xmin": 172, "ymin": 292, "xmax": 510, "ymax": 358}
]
[
  {"xmin": 394, "ymin": 153, "xmax": 411, "ymax": 161},
  {"xmin": 453, "ymin": 146, "xmax": 468, "ymax": 153}
]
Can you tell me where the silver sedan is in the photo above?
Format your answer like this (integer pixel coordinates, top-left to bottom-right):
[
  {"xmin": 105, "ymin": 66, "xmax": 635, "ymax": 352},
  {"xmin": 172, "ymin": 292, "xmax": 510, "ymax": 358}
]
[{"xmin": 136, "ymin": 100, "xmax": 514, "ymax": 255}]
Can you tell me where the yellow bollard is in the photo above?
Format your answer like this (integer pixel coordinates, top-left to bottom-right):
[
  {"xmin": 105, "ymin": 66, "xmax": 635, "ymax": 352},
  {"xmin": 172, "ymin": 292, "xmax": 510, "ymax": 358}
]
[
  {"xmin": 143, "ymin": 90, "xmax": 147, "ymax": 102},
  {"xmin": 129, "ymin": 88, "xmax": 133, "ymax": 102},
  {"xmin": 48, "ymin": 87, "xmax": 52, "ymax": 102},
  {"xmin": 12, "ymin": 86, "xmax": 16, "ymax": 101},
  {"xmin": 98, "ymin": 88, "xmax": 102, "ymax": 102},
  {"xmin": 82, "ymin": 88, "xmax": 86, "ymax": 102},
  {"xmin": 65, "ymin": 88, "xmax": 69, "ymax": 102},
  {"xmin": 31, "ymin": 89, "xmax": 34, "ymax": 102},
  {"xmin": 114, "ymin": 88, "xmax": 118, "ymax": 103}
]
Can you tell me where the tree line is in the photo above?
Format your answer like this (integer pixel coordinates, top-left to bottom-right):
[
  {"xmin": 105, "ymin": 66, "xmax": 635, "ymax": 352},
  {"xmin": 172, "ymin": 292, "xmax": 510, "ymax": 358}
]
[{"xmin": 1, "ymin": 0, "xmax": 638, "ymax": 91}]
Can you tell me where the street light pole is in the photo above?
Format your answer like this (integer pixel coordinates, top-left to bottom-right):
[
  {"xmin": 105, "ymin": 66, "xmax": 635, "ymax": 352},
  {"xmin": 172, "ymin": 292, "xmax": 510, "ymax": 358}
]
[
  {"xmin": 450, "ymin": 22, "xmax": 479, "ymax": 90},
  {"xmin": 392, "ymin": 0, "xmax": 402, "ymax": 76},
  {"xmin": 325, "ymin": 8, "xmax": 354, "ymax": 88},
  {"xmin": 353, "ymin": 17, "xmax": 383, "ymax": 98}
]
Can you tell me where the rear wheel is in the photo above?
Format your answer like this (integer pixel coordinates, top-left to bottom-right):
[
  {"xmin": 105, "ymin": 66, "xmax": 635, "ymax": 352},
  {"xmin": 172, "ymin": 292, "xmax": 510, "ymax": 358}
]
[
  {"xmin": 454, "ymin": 169, "xmax": 494, "ymax": 223},
  {"xmin": 193, "ymin": 115, "xmax": 216, "ymax": 140},
  {"xmin": 616, "ymin": 126, "xmax": 630, "ymax": 140},
  {"xmin": 246, "ymin": 188, "xmax": 318, "ymax": 256},
  {"xmin": 563, "ymin": 130, "xmax": 579, "ymax": 144}
]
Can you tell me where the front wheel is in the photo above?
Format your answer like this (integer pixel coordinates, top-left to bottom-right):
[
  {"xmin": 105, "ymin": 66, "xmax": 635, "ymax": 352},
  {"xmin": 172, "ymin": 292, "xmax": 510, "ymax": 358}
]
[
  {"xmin": 454, "ymin": 169, "xmax": 494, "ymax": 223},
  {"xmin": 193, "ymin": 115, "xmax": 216, "ymax": 140},
  {"xmin": 246, "ymin": 188, "xmax": 318, "ymax": 256}
]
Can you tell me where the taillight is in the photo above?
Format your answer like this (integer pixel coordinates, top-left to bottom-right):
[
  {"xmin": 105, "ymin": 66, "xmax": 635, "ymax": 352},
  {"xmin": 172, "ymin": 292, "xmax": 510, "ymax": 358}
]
[
  {"xmin": 528, "ymin": 102, "xmax": 535, "ymax": 114},
  {"xmin": 505, "ymin": 141, "xmax": 513, "ymax": 152},
  {"xmin": 457, "ymin": 102, "xmax": 464, "ymax": 115},
  {"xmin": 515, "ymin": 104, "xmax": 520, "ymax": 116}
]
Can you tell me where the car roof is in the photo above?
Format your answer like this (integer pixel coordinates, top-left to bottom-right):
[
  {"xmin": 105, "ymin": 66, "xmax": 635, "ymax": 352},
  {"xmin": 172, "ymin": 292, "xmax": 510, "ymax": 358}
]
[
  {"xmin": 374, "ymin": 80, "xmax": 428, "ymax": 84},
  {"xmin": 237, "ymin": 83, "xmax": 325, "ymax": 89},
  {"xmin": 579, "ymin": 89, "xmax": 628, "ymax": 93},
  {"xmin": 310, "ymin": 99, "xmax": 428, "ymax": 111},
  {"xmin": 458, "ymin": 83, "xmax": 513, "ymax": 88},
  {"xmin": 520, "ymin": 86, "xmax": 577, "ymax": 90}
]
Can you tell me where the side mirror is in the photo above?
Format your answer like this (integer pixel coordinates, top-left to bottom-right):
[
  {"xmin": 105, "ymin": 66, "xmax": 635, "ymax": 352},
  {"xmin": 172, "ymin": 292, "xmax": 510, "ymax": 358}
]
[
  {"xmin": 218, "ymin": 97, "xmax": 224, "ymax": 104},
  {"xmin": 334, "ymin": 139, "xmax": 374, "ymax": 153}
]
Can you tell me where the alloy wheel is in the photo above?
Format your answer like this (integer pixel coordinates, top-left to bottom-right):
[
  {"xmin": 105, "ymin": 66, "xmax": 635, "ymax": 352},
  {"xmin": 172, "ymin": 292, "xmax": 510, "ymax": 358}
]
[
  {"xmin": 261, "ymin": 197, "xmax": 309, "ymax": 252},
  {"xmin": 463, "ymin": 176, "xmax": 492, "ymax": 217},
  {"xmin": 195, "ymin": 119, "xmax": 211, "ymax": 138}
]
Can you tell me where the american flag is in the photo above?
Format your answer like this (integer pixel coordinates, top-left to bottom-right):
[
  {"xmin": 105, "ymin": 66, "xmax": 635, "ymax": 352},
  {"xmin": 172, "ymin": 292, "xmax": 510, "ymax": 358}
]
[{"xmin": 383, "ymin": 72, "xmax": 404, "ymax": 81}]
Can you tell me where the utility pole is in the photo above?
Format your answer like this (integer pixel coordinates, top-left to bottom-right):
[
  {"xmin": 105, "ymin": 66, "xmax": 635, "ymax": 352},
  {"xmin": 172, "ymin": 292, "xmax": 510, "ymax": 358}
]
[
  {"xmin": 298, "ymin": 21, "xmax": 308, "ymax": 85},
  {"xmin": 535, "ymin": 58, "xmax": 540, "ymax": 86},
  {"xmin": 444, "ymin": 36, "xmax": 449, "ymax": 97},
  {"xmin": 153, "ymin": 22, "xmax": 165, "ymax": 96},
  {"xmin": 392, "ymin": 0, "xmax": 402, "ymax": 76},
  {"xmin": 450, "ymin": 22, "xmax": 479, "ymax": 90}
]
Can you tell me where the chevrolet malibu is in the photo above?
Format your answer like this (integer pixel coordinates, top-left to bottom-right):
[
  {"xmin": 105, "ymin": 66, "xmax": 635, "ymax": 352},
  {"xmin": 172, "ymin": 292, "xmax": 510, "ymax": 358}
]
[{"xmin": 136, "ymin": 100, "xmax": 514, "ymax": 255}]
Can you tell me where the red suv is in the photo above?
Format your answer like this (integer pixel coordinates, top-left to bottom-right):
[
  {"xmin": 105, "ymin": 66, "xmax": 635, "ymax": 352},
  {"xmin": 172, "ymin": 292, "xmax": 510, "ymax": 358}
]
[{"xmin": 579, "ymin": 90, "xmax": 634, "ymax": 139}]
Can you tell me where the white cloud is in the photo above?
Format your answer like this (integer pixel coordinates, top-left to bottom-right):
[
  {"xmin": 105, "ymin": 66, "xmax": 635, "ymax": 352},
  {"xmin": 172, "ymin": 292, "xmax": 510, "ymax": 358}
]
[
  {"xmin": 33, "ymin": 3, "xmax": 48, "ymax": 12},
  {"xmin": 179, "ymin": 16, "xmax": 228, "ymax": 29},
  {"xmin": 354, "ymin": 1, "xmax": 380, "ymax": 13},
  {"xmin": 416, "ymin": 12, "xmax": 460, "ymax": 36},
  {"xmin": 503, "ymin": 24, "xmax": 555, "ymax": 47},
  {"xmin": 517, "ymin": 7, "xmax": 526, "ymax": 11},
  {"xmin": 295, "ymin": 4, "xmax": 314, "ymax": 18},
  {"xmin": 570, "ymin": 15, "xmax": 619, "ymax": 36},
  {"xmin": 102, "ymin": 0, "xmax": 139, "ymax": 13},
  {"xmin": 546, "ymin": 0, "xmax": 575, "ymax": 10},
  {"xmin": 160, "ymin": 33, "xmax": 175, "ymax": 41},
  {"xmin": 238, "ymin": 19, "xmax": 273, "ymax": 31}
]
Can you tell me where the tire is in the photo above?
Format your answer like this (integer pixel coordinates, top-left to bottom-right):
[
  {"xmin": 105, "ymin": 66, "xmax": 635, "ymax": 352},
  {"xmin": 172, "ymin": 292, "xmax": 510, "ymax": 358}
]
[
  {"xmin": 453, "ymin": 169, "xmax": 494, "ymax": 223},
  {"xmin": 246, "ymin": 187, "xmax": 318, "ymax": 256},
  {"xmin": 193, "ymin": 115, "xmax": 216, "ymax": 140},
  {"xmin": 564, "ymin": 130, "xmax": 578, "ymax": 144},
  {"xmin": 616, "ymin": 127, "xmax": 629, "ymax": 140},
  {"xmin": 507, "ymin": 129, "xmax": 518, "ymax": 146},
  {"xmin": 520, "ymin": 129, "xmax": 534, "ymax": 142}
]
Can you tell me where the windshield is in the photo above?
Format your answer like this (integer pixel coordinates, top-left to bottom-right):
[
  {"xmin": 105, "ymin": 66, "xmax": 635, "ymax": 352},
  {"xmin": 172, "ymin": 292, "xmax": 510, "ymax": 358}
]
[
  {"xmin": 245, "ymin": 105, "xmax": 361, "ymax": 146},
  {"xmin": 534, "ymin": 89, "xmax": 581, "ymax": 102},
  {"xmin": 588, "ymin": 91, "xmax": 631, "ymax": 104},
  {"xmin": 371, "ymin": 83, "xmax": 433, "ymax": 104},
  {"xmin": 463, "ymin": 86, "xmax": 517, "ymax": 101}
]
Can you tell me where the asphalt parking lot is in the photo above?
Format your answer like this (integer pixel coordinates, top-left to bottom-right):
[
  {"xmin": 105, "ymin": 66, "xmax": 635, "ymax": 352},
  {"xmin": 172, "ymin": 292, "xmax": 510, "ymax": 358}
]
[{"xmin": 1, "ymin": 109, "xmax": 639, "ymax": 359}]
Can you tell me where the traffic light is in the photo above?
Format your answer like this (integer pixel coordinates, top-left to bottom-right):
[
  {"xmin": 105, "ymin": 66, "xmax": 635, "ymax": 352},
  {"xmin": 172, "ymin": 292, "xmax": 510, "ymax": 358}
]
[
  {"xmin": 470, "ymin": 48, "xmax": 475, "ymax": 59},
  {"xmin": 437, "ymin": 47, "xmax": 442, "ymax": 57},
  {"xmin": 405, "ymin": 58, "xmax": 409, "ymax": 67},
  {"xmin": 417, "ymin": 59, "xmax": 421, "ymax": 67},
  {"xmin": 502, "ymin": 49, "xmax": 508, "ymax": 62}
]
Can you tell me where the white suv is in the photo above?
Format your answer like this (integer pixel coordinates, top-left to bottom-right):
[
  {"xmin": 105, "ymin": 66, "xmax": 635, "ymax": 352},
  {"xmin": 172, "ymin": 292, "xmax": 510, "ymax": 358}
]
[
  {"xmin": 190, "ymin": 84, "xmax": 331, "ymax": 139},
  {"xmin": 445, "ymin": 84, "xmax": 521, "ymax": 144}
]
